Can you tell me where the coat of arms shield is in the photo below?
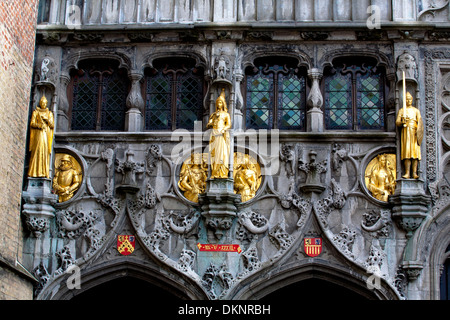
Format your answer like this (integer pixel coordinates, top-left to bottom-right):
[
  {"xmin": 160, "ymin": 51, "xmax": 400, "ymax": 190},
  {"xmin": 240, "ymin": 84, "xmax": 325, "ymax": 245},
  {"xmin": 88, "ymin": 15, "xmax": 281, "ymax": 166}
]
[
  {"xmin": 117, "ymin": 235, "xmax": 135, "ymax": 255},
  {"xmin": 304, "ymin": 237, "xmax": 322, "ymax": 257}
]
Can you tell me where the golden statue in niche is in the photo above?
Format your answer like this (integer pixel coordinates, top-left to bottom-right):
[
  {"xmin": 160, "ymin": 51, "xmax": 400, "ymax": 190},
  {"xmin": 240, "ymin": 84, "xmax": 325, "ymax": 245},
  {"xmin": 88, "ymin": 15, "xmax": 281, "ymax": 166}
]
[
  {"xmin": 365, "ymin": 154, "xmax": 396, "ymax": 202},
  {"xmin": 53, "ymin": 154, "xmax": 82, "ymax": 202},
  {"xmin": 28, "ymin": 96, "xmax": 54, "ymax": 178},
  {"xmin": 233, "ymin": 152, "xmax": 262, "ymax": 202},
  {"xmin": 207, "ymin": 88, "xmax": 231, "ymax": 179},
  {"xmin": 178, "ymin": 153, "xmax": 208, "ymax": 202},
  {"xmin": 396, "ymin": 90, "xmax": 424, "ymax": 179}
]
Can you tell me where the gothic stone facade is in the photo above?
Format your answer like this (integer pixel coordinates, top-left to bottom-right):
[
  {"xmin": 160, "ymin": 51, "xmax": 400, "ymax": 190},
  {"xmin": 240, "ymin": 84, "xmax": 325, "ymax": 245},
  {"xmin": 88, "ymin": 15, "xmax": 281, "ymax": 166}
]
[{"xmin": 24, "ymin": 0, "xmax": 450, "ymax": 300}]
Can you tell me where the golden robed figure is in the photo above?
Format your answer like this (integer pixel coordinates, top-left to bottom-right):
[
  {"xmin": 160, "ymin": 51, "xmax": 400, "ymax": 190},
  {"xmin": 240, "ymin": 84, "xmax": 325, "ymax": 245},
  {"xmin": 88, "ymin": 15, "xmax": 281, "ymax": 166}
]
[
  {"xmin": 395, "ymin": 91, "xmax": 424, "ymax": 179},
  {"xmin": 28, "ymin": 96, "xmax": 54, "ymax": 178},
  {"xmin": 207, "ymin": 88, "xmax": 231, "ymax": 179}
]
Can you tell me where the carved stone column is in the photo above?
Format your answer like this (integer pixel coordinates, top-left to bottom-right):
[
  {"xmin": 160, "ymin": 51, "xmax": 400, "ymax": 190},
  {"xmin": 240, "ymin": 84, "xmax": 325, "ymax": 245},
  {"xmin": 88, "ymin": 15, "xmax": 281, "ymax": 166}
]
[
  {"xmin": 22, "ymin": 178, "xmax": 58, "ymax": 270},
  {"xmin": 57, "ymin": 72, "xmax": 70, "ymax": 131},
  {"xmin": 22, "ymin": 178, "xmax": 58, "ymax": 238},
  {"xmin": 233, "ymin": 68, "xmax": 244, "ymax": 131},
  {"xmin": 390, "ymin": 179, "xmax": 430, "ymax": 234},
  {"xmin": 306, "ymin": 68, "xmax": 324, "ymax": 132},
  {"xmin": 389, "ymin": 179, "xmax": 430, "ymax": 284},
  {"xmin": 199, "ymin": 179, "xmax": 240, "ymax": 241},
  {"xmin": 125, "ymin": 71, "xmax": 144, "ymax": 132}
]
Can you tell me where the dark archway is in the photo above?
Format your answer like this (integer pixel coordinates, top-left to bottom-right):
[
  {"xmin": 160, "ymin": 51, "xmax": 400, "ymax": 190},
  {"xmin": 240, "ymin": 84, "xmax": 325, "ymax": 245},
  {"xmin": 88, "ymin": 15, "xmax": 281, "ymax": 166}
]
[
  {"xmin": 43, "ymin": 260, "xmax": 209, "ymax": 300},
  {"xmin": 260, "ymin": 278, "xmax": 375, "ymax": 302},
  {"xmin": 70, "ymin": 276, "xmax": 183, "ymax": 302}
]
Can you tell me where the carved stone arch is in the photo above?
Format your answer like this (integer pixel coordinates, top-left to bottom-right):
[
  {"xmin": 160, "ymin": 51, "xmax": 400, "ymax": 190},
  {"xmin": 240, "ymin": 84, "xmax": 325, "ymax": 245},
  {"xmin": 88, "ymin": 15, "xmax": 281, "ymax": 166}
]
[
  {"xmin": 142, "ymin": 50, "xmax": 208, "ymax": 74},
  {"xmin": 44, "ymin": 260, "xmax": 208, "ymax": 300},
  {"xmin": 228, "ymin": 260, "xmax": 399, "ymax": 300},
  {"xmin": 240, "ymin": 46, "xmax": 311, "ymax": 71},
  {"xmin": 320, "ymin": 49, "xmax": 394, "ymax": 75},
  {"xmin": 63, "ymin": 50, "xmax": 132, "ymax": 75},
  {"xmin": 414, "ymin": 202, "xmax": 450, "ymax": 299}
]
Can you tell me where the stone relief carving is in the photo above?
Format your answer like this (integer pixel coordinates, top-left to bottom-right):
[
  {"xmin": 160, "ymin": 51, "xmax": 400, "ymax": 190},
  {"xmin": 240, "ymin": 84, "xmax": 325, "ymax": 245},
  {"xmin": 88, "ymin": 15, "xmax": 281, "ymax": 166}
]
[
  {"xmin": 418, "ymin": 0, "xmax": 450, "ymax": 21},
  {"xmin": 269, "ymin": 223, "xmax": 294, "ymax": 253},
  {"xmin": 396, "ymin": 52, "xmax": 418, "ymax": 81},
  {"xmin": 54, "ymin": 245, "xmax": 76, "ymax": 277},
  {"xmin": 362, "ymin": 209, "xmax": 391, "ymax": 237},
  {"xmin": 202, "ymin": 263, "xmax": 234, "ymax": 300},
  {"xmin": 280, "ymin": 143, "xmax": 296, "ymax": 178},
  {"xmin": 34, "ymin": 136, "xmax": 407, "ymax": 300},
  {"xmin": 332, "ymin": 227, "xmax": 356, "ymax": 260},
  {"xmin": 213, "ymin": 52, "xmax": 231, "ymax": 81},
  {"xmin": 38, "ymin": 54, "xmax": 57, "ymax": 84}
]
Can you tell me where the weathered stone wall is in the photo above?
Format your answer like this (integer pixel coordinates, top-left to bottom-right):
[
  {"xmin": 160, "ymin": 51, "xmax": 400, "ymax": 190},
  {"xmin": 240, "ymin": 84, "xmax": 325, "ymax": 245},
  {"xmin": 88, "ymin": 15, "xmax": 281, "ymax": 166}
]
[{"xmin": 0, "ymin": 0, "xmax": 39, "ymax": 300}]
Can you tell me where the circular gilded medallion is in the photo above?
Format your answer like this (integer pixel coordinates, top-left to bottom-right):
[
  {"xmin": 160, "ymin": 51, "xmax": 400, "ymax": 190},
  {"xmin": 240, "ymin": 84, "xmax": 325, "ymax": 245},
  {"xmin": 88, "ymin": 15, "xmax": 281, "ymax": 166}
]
[
  {"xmin": 233, "ymin": 152, "xmax": 261, "ymax": 202},
  {"xmin": 53, "ymin": 153, "xmax": 83, "ymax": 203},
  {"xmin": 364, "ymin": 153, "xmax": 396, "ymax": 202}
]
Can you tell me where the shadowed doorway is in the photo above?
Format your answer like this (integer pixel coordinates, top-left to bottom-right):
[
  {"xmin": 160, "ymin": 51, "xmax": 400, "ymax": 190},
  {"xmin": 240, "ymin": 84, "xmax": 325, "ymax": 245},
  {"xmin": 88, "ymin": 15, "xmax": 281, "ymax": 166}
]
[
  {"xmin": 260, "ymin": 278, "xmax": 377, "ymax": 301},
  {"xmin": 70, "ymin": 276, "xmax": 184, "ymax": 302}
]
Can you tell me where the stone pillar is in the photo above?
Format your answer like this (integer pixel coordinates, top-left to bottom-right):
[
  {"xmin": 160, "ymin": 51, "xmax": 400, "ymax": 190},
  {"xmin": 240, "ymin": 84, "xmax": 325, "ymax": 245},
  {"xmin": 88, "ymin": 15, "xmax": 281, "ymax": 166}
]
[
  {"xmin": 57, "ymin": 72, "xmax": 70, "ymax": 131},
  {"xmin": 233, "ymin": 68, "xmax": 244, "ymax": 132},
  {"xmin": 306, "ymin": 68, "xmax": 324, "ymax": 132},
  {"xmin": 22, "ymin": 178, "xmax": 58, "ymax": 269},
  {"xmin": 125, "ymin": 72, "xmax": 144, "ymax": 132},
  {"xmin": 389, "ymin": 179, "xmax": 430, "ymax": 289}
]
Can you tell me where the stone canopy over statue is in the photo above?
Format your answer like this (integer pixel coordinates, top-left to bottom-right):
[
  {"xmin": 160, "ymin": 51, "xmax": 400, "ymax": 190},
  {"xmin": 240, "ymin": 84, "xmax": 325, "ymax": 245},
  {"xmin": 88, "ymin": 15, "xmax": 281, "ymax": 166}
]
[
  {"xmin": 207, "ymin": 88, "xmax": 231, "ymax": 179},
  {"xmin": 396, "ymin": 91, "xmax": 424, "ymax": 179}
]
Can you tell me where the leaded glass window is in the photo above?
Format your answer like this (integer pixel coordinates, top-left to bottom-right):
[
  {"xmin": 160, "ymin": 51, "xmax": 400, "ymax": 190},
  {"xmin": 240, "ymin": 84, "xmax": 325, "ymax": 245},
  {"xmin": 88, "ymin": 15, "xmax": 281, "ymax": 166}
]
[
  {"xmin": 70, "ymin": 60, "xmax": 128, "ymax": 131},
  {"xmin": 245, "ymin": 59, "xmax": 306, "ymax": 130},
  {"xmin": 324, "ymin": 58, "xmax": 386, "ymax": 131},
  {"xmin": 145, "ymin": 59, "xmax": 204, "ymax": 131},
  {"xmin": 246, "ymin": 68, "xmax": 273, "ymax": 129}
]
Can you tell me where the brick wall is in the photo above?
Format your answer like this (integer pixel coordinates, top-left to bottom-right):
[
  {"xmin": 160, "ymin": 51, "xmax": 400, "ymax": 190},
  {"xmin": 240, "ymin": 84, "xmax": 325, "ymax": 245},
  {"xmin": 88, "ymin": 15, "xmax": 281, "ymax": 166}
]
[{"xmin": 0, "ymin": 0, "xmax": 39, "ymax": 300}]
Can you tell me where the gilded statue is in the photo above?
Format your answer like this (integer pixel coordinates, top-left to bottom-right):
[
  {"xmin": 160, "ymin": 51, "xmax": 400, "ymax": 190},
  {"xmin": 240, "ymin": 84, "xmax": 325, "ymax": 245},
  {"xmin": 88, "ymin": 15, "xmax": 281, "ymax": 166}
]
[
  {"xmin": 233, "ymin": 152, "xmax": 261, "ymax": 202},
  {"xmin": 207, "ymin": 88, "xmax": 231, "ymax": 179},
  {"xmin": 28, "ymin": 96, "xmax": 54, "ymax": 178},
  {"xmin": 396, "ymin": 91, "xmax": 424, "ymax": 179},
  {"xmin": 178, "ymin": 153, "xmax": 208, "ymax": 202},
  {"xmin": 365, "ymin": 154, "xmax": 396, "ymax": 202},
  {"xmin": 53, "ymin": 154, "xmax": 82, "ymax": 202}
]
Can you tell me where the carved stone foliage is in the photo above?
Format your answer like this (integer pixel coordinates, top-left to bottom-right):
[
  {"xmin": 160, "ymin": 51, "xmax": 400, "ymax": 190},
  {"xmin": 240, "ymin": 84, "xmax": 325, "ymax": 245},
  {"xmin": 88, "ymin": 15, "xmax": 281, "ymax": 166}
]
[{"xmin": 36, "ymin": 137, "xmax": 407, "ymax": 300}]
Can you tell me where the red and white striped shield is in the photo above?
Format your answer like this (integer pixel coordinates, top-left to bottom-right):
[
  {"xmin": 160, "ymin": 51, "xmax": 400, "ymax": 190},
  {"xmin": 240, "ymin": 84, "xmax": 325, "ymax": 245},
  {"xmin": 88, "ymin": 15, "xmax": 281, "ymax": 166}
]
[{"xmin": 304, "ymin": 237, "xmax": 322, "ymax": 257}]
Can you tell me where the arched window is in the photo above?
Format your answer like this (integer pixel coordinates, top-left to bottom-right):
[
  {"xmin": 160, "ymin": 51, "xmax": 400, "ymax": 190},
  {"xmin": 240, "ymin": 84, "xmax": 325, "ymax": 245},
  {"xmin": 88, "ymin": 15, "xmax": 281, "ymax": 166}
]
[
  {"xmin": 69, "ymin": 59, "xmax": 129, "ymax": 131},
  {"xmin": 145, "ymin": 58, "xmax": 204, "ymax": 131},
  {"xmin": 324, "ymin": 57, "xmax": 387, "ymax": 131},
  {"xmin": 245, "ymin": 57, "xmax": 307, "ymax": 130}
]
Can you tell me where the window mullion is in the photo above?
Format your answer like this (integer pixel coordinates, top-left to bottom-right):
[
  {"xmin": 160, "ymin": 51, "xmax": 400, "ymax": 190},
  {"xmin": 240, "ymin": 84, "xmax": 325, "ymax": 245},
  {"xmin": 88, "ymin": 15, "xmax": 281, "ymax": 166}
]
[
  {"xmin": 273, "ymin": 72, "xmax": 279, "ymax": 129},
  {"xmin": 96, "ymin": 73, "xmax": 104, "ymax": 131},
  {"xmin": 351, "ymin": 73, "xmax": 358, "ymax": 131},
  {"xmin": 171, "ymin": 73, "xmax": 178, "ymax": 131}
]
